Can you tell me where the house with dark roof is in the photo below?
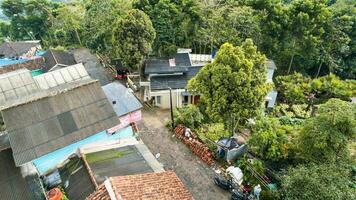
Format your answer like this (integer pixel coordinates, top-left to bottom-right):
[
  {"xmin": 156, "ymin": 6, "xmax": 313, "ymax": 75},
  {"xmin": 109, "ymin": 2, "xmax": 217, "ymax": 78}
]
[
  {"xmin": 42, "ymin": 49, "xmax": 77, "ymax": 72},
  {"xmin": 0, "ymin": 40, "xmax": 41, "ymax": 58},
  {"xmin": 142, "ymin": 49, "xmax": 212, "ymax": 109},
  {"xmin": 143, "ymin": 49, "xmax": 278, "ymax": 109},
  {"xmin": 87, "ymin": 171, "xmax": 194, "ymax": 200}
]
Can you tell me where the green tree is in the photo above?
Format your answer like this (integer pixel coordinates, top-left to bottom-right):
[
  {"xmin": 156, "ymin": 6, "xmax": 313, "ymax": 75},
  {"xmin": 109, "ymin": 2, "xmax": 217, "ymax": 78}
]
[
  {"xmin": 282, "ymin": 164, "xmax": 355, "ymax": 200},
  {"xmin": 248, "ymin": 117, "xmax": 293, "ymax": 161},
  {"xmin": 285, "ymin": 0, "xmax": 332, "ymax": 74},
  {"xmin": 84, "ymin": 0, "xmax": 131, "ymax": 55},
  {"xmin": 276, "ymin": 73, "xmax": 354, "ymax": 109},
  {"xmin": 297, "ymin": 99, "xmax": 356, "ymax": 163},
  {"xmin": 275, "ymin": 72, "xmax": 312, "ymax": 106},
  {"xmin": 196, "ymin": 4, "xmax": 261, "ymax": 53},
  {"xmin": 134, "ymin": 0, "xmax": 202, "ymax": 56},
  {"xmin": 188, "ymin": 40, "xmax": 271, "ymax": 130},
  {"xmin": 46, "ymin": 2, "xmax": 85, "ymax": 47},
  {"xmin": 1, "ymin": 0, "xmax": 59, "ymax": 40},
  {"xmin": 112, "ymin": 9, "xmax": 155, "ymax": 71}
]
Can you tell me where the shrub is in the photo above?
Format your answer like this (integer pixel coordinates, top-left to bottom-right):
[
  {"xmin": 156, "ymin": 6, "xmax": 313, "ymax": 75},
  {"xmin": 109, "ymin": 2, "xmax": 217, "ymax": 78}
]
[{"xmin": 174, "ymin": 104, "xmax": 204, "ymax": 130}]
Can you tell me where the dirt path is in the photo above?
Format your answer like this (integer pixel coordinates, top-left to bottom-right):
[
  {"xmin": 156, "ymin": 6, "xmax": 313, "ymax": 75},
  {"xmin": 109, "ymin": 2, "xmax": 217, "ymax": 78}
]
[{"xmin": 137, "ymin": 108, "xmax": 230, "ymax": 200}]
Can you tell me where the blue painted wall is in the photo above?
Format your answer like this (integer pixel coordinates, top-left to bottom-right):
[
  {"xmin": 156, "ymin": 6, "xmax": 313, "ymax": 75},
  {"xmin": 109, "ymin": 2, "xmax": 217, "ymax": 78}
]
[{"xmin": 33, "ymin": 126, "xmax": 134, "ymax": 175}]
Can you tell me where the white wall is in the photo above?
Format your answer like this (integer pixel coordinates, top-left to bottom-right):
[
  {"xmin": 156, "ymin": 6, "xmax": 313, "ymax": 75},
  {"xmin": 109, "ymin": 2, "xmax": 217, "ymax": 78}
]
[{"xmin": 150, "ymin": 89, "xmax": 186, "ymax": 109}]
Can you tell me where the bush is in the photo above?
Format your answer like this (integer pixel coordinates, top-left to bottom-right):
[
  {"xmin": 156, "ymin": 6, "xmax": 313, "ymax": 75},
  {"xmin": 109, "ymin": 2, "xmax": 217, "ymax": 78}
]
[
  {"xmin": 197, "ymin": 123, "xmax": 231, "ymax": 151},
  {"xmin": 174, "ymin": 105, "xmax": 204, "ymax": 130},
  {"xmin": 271, "ymin": 104, "xmax": 310, "ymax": 119},
  {"xmin": 248, "ymin": 117, "xmax": 294, "ymax": 161}
]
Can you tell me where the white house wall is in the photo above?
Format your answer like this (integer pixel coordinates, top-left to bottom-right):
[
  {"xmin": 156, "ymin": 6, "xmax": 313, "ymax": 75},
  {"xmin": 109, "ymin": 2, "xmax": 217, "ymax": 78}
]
[{"xmin": 150, "ymin": 89, "xmax": 186, "ymax": 109}]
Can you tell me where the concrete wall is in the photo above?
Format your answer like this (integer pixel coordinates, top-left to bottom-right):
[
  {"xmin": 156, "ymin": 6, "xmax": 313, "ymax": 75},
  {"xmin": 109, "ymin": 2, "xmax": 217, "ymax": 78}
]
[{"xmin": 150, "ymin": 89, "xmax": 186, "ymax": 109}]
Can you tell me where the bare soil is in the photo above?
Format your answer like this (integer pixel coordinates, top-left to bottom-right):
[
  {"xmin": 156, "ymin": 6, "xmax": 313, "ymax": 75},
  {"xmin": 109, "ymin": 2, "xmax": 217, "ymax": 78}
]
[{"xmin": 137, "ymin": 108, "xmax": 230, "ymax": 200}]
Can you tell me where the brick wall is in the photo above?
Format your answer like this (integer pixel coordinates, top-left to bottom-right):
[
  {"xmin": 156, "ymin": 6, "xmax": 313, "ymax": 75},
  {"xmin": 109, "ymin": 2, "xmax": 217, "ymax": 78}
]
[{"xmin": 0, "ymin": 57, "xmax": 44, "ymax": 75}]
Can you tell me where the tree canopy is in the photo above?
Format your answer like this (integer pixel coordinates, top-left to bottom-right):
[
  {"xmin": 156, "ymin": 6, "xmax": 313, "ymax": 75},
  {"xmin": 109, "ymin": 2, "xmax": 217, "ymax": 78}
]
[
  {"xmin": 282, "ymin": 164, "xmax": 355, "ymax": 200},
  {"xmin": 188, "ymin": 40, "xmax": 271, "ymax": 129},
  {"xmin": 112, "ymin": 9, "xmax": 155, "ymax": 71},
  {"xmin": 297, "ymin": 98, "xmax": 356, "ymax": 163}
]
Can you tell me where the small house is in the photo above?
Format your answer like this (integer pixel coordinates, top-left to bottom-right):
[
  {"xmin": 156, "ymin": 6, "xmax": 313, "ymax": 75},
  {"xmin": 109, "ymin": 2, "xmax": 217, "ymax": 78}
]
[
  {"xmin": 0, "ymin": 40, "xmax": 41, "ymax": 58},
  {"xmin": 87, "ymin": 171, "xmax": 194, "ymax": 200},
  {"xmin": 42, "ymin": 49, "xmax": 77, "ymax": 72}
]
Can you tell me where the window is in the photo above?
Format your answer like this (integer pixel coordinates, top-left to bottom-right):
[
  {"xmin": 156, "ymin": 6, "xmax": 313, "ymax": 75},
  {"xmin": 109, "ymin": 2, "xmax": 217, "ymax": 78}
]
[{"xmin": 156, "ymin": 96, "xmax": 161, "ymax": 104}]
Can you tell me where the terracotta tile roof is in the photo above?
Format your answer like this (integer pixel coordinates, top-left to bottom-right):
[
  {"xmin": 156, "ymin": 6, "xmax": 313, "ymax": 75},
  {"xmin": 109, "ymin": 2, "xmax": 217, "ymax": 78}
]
[
  {"xmin": 87, "ymin": 171, "xmax": 194, "ymax": 200},
  {"xmin": 87, "ymin": 184, "xmax": 110, "ymax": 200}
]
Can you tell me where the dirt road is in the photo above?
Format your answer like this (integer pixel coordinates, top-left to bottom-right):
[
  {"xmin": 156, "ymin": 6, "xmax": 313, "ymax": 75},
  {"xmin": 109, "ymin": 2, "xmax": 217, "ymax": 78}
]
[{"xmin": 137, "ymin": 108, "xmax": 230, "ymax": 200}]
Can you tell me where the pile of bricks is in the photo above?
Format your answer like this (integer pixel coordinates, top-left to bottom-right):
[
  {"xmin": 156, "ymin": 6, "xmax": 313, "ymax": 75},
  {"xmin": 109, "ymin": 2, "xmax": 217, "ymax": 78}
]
[{"xmin": 174, "ymin": 125, "xmax": 214, "ymax": 166}]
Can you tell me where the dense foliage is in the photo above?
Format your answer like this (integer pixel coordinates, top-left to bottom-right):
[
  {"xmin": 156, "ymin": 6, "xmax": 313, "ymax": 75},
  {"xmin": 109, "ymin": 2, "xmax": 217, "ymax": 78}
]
[
  {"xmin": 112, "ymin": 9, "xmax": 155, "ymax": 71},
  {"xmin": 296, "ymin": 99, "xmax": 356, "ymax": 163},
  {"xmin": 248, "ymin": 117, "xmax": 293, "ymax": 161},
  {"xmin": 276, "ymin": 72, "xmax": 355, "ymax": 109},
  {"xmin": 282, "ymin": 164, "xmax": 355, "ymax": 200},
  {"xmin": 188, "ymin": 40, "xmax": 271, "ymax": 129},
  {"xmin": 173, "ymin": 104, "xmax": 204, "ymax": 130},
  {"xmin": 0, "ymin": 0, "xmax": 355, "ymax": 78}
]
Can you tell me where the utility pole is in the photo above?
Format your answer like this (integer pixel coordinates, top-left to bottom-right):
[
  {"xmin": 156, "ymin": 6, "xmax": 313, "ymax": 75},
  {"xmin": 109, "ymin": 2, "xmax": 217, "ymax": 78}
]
[{"xmin": 169, "ymin": 88, "xmax": 175, "ymax": 129}]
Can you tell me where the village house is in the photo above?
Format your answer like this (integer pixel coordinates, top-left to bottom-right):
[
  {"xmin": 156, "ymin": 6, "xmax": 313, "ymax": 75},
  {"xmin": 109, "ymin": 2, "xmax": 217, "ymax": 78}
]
[
  {"xmin": 87, "ymin": 171, "xmax": 194, "ymax": 200},
  {"xmin": 142, "ymin": 49, "xmax": 278, "ymax": 109},
  {"xmin": 141, "ymin": 49, "xmax": 211, "ymax": 109},
  {"xmin": 42, "ymin": 49, "xmax": 77, "ymax": 72},
  {"xmin": 0, "ymin": 41, "xmax": 44, "ymax": 75},
  {"xmin": 0, "ymin": 40, "xmax": 41, "ymax": 58},
  {"xmin": 0, "ymin": 62, "xmax": 160, "ymax": 200}
]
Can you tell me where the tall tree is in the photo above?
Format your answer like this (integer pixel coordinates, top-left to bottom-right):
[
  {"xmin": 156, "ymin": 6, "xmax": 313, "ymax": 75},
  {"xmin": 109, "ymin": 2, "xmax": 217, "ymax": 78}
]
[
  {"xmin": 46, "ymin": 2, "xmax": 85, "ymax": 47},
  {"xmin": 134, "ymin": 0, "xmax": 202, "ymax": 56},
  {"xmin": 113, "ymin": 9, "xmax": 155, "ymax": 71},
  {"xmin": 297, "ymin": 99, "xmax": 356, "ymax": 163},
  {"xmin": 84, "ymin": 0, "xmax": 131, "ymax": 55},
  {"xmin": 188, "ymin": 40, "xmax": 271, "ymax": 130},
  {"xmin": 1, "ymin": 0, "xmax": 59, "ymax": 40},
  {"xmin": 285, "ymin": 0, "xmax": 332, "ymax": 74}
]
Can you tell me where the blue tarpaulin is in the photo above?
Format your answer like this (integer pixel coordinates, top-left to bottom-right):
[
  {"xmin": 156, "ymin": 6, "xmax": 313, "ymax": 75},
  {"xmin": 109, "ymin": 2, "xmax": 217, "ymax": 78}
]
[
  {"xmin": 33, "ymin": 126, "xmax": 134, "ymax": 175},
  {"xmin": 0, "ymin": 58, "xmax": 29, "ymax": 67}
]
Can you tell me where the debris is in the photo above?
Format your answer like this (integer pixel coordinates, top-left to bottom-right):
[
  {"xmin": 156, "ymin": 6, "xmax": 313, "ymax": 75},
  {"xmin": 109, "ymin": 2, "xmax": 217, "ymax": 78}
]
[{"xmin": 155, "ymin": 153, "xmax": 161, "ymax": 159}]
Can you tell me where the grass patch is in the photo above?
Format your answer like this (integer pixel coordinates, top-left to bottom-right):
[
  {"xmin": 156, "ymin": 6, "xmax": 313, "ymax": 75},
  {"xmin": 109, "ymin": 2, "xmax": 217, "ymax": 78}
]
[{"xmin": 85, "ymin": 149, "xmax": 133, "ymax": 164}]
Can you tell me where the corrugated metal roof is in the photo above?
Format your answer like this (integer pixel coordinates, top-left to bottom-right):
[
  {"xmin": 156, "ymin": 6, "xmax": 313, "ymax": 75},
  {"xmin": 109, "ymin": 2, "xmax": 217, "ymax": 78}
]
[
  {"xmin": 0, "ymin": 69, "xmax": 39, "ymax": 105},
  {"xmin": 144, "ymin": 59, "xmax": 188, "ymax": 75},
  {"xmin": 34, "ymin": 63, "xmax": 90, "ymax": 90},
  {"xmin": 72, "ymin": 48, "xmax": 110, "ymax": 86},
  {"xmin": 102, "ymin": 82, "xmax": 142, "ymax": 117},
  {"xmin": 2, "ymin": 80, "xmax": 120, "ymax": 166},
  {"xmin": 0, "ymin": 149, "xmax": 45, "ymax": 200}
]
